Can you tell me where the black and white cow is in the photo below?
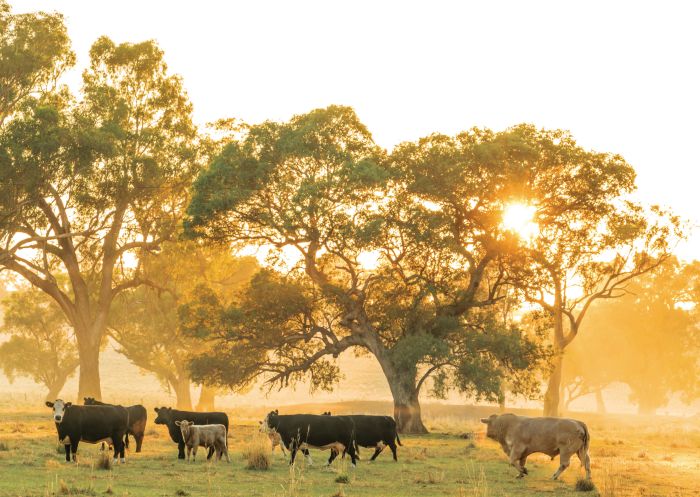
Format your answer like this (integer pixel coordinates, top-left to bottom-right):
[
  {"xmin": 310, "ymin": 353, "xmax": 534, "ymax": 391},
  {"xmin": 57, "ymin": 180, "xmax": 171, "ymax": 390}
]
[
  {"xmin": 84, "ymin": 397, "xmax": 148, "ymax": 452},
  {"xmin": 46, "ymin": 399, "xmax": 129, "ymax": 464},
  {"xmin": 261, "ymin": 410, "xmax": 358, "ymax": 467},
  {"xmin": 153, "ymin": 407, "xmax": 229, "ymax": 460}
]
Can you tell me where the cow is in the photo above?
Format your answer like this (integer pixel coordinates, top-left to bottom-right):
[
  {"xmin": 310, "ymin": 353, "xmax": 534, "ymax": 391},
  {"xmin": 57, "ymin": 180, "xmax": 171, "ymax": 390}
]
[
  {"xmin": 481, "ymin": 413, "xmax": 591, "ymax": 480},
  {"xmin": 84, "ymin": 397, "xmax": 147, "ymax": 452},
  {"xmin": 175, "ymin": 421, "xmax": 229, "ymax": 462},
  {"xmin": 261, "ymin": 410, "xmax": 358, "ymax": 467},
  {"xmin": 321, "ymin": 412, "xmax": 401, "ymax": 461},
  {"xmin": 154, "ymin": 406, "xmax": 229, "ymax": 460},
  {"xmin": 345, "ymin": 415, "xmax": 402, "ymax": 461},
  {"xmin": 46, "ymin": 399, "xmax": 129, "ymax": 464}
]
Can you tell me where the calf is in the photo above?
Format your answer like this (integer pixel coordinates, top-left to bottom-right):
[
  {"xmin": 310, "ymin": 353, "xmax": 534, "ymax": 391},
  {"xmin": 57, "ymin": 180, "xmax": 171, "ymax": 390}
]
[
  {"xmin": 175, "ymin": 421, "xmax": 229, "ymax": 462},
  {"xmin": 84, "ymin": 397, "xmax": 147, "ymax": 452},
  {"xmin": 481, "ymin": 413, "xmax": 591, "ymax": 480},
  {"xmin": 154, "ymin": 406, "xmax": 229, "ymax": 460},
  {"xmin": 261, "ymin": 410, "xmax": 357, "ymax": 467},
  {"xmin": 46, "ymin": 399, "xmax": 129, "ymax": 464}
]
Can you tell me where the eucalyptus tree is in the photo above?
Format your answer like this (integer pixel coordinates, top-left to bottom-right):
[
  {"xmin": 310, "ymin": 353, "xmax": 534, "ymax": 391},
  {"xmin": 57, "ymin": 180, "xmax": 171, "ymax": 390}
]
[
  {"xmin": 108, "ymin": 241, "xmax": 258, "ymax": 409},
  {"xmin": 184, "ymin": 106, "xmax": 545, "ymax": 433},
  {"xmin": 498, "ymin": 125, "xmax": 681, "ymax": 416},
  {"xmin": 0, "ymin": 21, "xmax": 199, "ymax": 398},
  {"xmin": 563, "ymin": 258, "xmax": 699, "ymax": 415},
  {"xmin": 0, "ymin": 284, "xmax": 79, "ymax": 400}
]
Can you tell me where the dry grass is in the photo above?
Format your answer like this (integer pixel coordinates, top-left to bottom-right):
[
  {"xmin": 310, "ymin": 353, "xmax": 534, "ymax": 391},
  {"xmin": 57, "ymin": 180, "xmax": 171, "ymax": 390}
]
[
  {"xmin": 95, "ymin": 451, "xmax": 113, "ymax": 470},
  {"xmin": 574, "ymin": 477, "xmax": 596, "ymax": 492},
  {"xmin": 241, "ymin": 435, "xmax": 272, "ymax": 470}
]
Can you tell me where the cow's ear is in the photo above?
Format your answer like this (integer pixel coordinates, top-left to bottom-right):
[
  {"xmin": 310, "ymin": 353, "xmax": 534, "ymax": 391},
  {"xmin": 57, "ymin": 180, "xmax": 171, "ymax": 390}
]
[
  {"xmin": 258, "ymin": 421, "xmax": 262, "ymax": 425},
  {"xmin": 480, "ymin": 418, "xmax": 489, "ymax": 424},
  {"xmin": 175, "ymin": 421, "xmax": 181, "ymax": 426},
  {"xmin": 65, "ymin": 402, "xmax": 72, "ymax": 408},
  {"xmin": 46, "ymin": 401, "xmax": 54, "ymax": 408},
  {"xmin": 154, "ymin": 407, "xmax": 160, "ymax": 413}
]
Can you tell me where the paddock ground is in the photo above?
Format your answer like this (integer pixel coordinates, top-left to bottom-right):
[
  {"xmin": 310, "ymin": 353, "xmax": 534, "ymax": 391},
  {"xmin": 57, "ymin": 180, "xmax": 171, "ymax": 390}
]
[{"xmin": 0, "ymin": 405, "xmax": 698, "ymax": 497}]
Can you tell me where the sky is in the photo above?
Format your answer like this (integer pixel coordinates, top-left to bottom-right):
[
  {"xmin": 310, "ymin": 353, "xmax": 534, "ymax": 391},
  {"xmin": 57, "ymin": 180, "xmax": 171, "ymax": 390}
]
[{"xmin": 12, "ymin": 0, "xmax": 700, "ymax": 260}]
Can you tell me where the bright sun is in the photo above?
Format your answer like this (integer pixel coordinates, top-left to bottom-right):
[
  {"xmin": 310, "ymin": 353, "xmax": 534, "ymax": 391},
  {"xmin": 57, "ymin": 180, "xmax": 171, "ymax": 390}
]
[{"xmin": 502, "ymin": 203, "xmax": 538, "ymax": 240}]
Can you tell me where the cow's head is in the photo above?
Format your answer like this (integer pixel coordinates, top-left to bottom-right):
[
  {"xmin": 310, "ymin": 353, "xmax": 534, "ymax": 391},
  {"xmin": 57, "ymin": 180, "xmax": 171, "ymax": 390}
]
[
  {"xmin": 46, "ymin": 399, "xmax": 72, "ymax": 423},
  {"xmin": 175, "ymin": 420, "xmax": 194, "ymax": 441},
  {"xmin": 480, "ymin": 414, "xmax": 501, "ymax": 440},
  {"xmin": 154, "ymin": 407, "xmax": 173, "ymax": 425},
  {"xmin": 260, "ymin": 409, "xmax": 279, "ymax": 433}
]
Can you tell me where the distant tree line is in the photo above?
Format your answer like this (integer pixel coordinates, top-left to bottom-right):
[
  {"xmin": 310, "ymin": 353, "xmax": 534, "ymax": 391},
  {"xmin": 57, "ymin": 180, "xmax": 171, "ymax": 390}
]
[{"xmin": 0, "ymin": 1, "xmax": 695, "ymax": 431}]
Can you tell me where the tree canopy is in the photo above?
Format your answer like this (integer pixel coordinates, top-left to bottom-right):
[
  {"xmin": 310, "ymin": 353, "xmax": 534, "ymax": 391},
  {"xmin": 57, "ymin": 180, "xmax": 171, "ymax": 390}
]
[
  {"xmin": 0, "ymin": 18, "xmax": 199, "ymax": 398},
  {"xmin": 185, "ymin": 107, "xmax": 548, "ymax": 432}
]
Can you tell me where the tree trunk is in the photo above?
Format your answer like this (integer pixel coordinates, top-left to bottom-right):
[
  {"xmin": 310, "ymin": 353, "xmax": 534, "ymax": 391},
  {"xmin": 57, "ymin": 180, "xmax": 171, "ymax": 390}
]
[
  {"xmin": 382, "ymin": 364, "xmax": 427, "ymax": 434},
  {"xmin": 171, "ymin": 377, "xmax": 192, "ymax": 410},
  {"xmin": 46, "ymin": 381, "xmax": 64, "ymax": 402},
  {"xmin": 543, "ymin": 353, "xmax": 563, "ymax": 417},
  {"xmin": 595, "ymin": 388, "xmax": 607, "ymax": 414},
  {"xmin": 196, "ymin": 384, "xmax": 216, "ymax": 411},
  {"xmin": 498, "ymin": 382, "xmax": 507, "ymax": 413},
  {"xmin": 76, "ymin": 332, "xmax": 102, "ymax": 400}
]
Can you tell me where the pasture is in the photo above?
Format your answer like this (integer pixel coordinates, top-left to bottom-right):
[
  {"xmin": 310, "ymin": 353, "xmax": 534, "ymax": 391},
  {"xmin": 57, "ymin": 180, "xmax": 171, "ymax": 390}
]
[{"xmin": 0, "ymin": 405, "xmax": 698, "ymax": 497}]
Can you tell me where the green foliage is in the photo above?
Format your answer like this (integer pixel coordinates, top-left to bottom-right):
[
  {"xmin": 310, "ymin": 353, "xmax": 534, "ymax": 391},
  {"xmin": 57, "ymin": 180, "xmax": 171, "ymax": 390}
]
[
  {"xmin": 0, "ymin": 284, "xmax": 78, "ymax": 399},
  {"xmin": 184, "ymin": 108, "xmax": 547, "ymax": 426},
  {"xmin": 0, "ymin": 12, "xmax": 200, "ymax": 397},
  {"xmin": 109, "ymin": 241, "xmax": 258, "ymax": 399}
]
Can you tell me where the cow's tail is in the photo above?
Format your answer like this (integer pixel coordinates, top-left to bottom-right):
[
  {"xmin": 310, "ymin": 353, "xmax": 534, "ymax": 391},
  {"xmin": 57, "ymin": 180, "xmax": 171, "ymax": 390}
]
[
  {"xmin": 395, "ymin": 431, "xmax": 402, "ymax": 446},
  {"xmin": 579, "ymin": 421, "xmax": 590, "ymax": 453}
]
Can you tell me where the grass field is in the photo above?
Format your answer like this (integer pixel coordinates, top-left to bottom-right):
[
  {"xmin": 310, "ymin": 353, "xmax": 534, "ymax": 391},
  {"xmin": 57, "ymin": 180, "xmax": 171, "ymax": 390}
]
[{"xmin": 0, "ymin": 405, "xmax": 698, "ymax": 497}]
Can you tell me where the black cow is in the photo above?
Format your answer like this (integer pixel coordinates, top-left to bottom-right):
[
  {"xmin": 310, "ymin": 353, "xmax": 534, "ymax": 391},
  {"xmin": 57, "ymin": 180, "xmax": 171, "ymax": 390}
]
[
  {"xmin": 323, "ymin": 411, "xmax": 401, "ymax": 461},
  {"xmin": 84, "ymin": 397, "xmax": 148, "ymax": 452},
  {"xmin": 46, "ymin": 399, "xmax": 129, "ymax": 463},
  {"xmin": 261, "ymin": 410, "xmax": 358, "ymax": 467},
  {"xmin": 345, "ymin": 415, "xmax": 402, "ymax": 461},
  {"xmin": 153, "ymin": 407, "xmax": 229, "ymax": 460}
]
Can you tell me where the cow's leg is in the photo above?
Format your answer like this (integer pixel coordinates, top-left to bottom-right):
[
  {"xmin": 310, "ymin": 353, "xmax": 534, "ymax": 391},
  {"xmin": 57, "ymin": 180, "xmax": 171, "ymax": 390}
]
[
  {"xmin": 178, "ymin": 441, "xmax": 186, "ymax": 460},
  {"xmin": 207, "ymin": 446, "xmax": 215, "ymax": 460},
  {"xmin": 119, "ymin": 435, "xmax": 126, "ymax": 463},
  {"xmin": 289, "ymin": 446, "xmax": 298, "ymax": 466},
  {"xmin": 124, "ymin": 433, "xmax": 130, "ymax": 450},
  {"xmin": 347, "ymin": 445, "xmax": 357, "ymax": 468},
  {"xmin": 135, "ymin": 433, "xmax": 144, "ymax": 453},
  {"xmin": 388, "ymin": 441, "xmax": 398, "ymax": 461},
  {"xmin": 577, "ymin": 447, "xmax": 591, "ymax": 480},
  {"xmin": 304, "ymin": 449, "xmax": 313, "ymax": 466},
  {"xmin": 552, "ymin": 452, "xmax": 572, "ymax": 480},
  {"xmin": 327, "ymin": 448, "xmax": 338, "ymax": 466},
  {"xmin": 191, "ymin": 444, "xmax": 198, "ymax": 462},
  {"xmin": 71, "ymin": 440, "xmax": 79, "ymax": 463},
  {"xmin": 509, "ymin": 446, "xmax": 527, "ymax": 478},
  {"xmin": 64, "ymin": 443, "xmax": 71, "ymax": 463},
  {"xmin": 370, "ymin": 443, "xmax": 385, "ymax": 461},
  {"xmin": 222, "ymin": 441, "xmax": 230, "ymax": 463},
  {"xmin": 519, "ymin": 455, "xmax": 529, "ymax": 475}
]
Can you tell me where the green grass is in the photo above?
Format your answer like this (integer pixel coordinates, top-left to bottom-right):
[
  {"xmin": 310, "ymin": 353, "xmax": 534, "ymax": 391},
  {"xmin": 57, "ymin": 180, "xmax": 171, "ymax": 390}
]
[{"xmin": 0, "ymin": 410, "xmax": 698, "ymax": 497}]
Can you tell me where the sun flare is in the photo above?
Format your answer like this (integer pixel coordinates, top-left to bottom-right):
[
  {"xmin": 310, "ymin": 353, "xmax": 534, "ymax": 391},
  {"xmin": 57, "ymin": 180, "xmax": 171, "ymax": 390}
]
[{"xmin": 502, "ymin": 203, "xmax": 538, "ymax": 240}]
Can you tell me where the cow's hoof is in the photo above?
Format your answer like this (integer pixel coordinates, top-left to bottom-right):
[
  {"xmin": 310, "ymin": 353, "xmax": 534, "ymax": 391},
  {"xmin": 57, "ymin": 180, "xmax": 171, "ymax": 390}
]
[
  {"xmin": 120, "ymin": 458, "xmax": 126, "ymax": 464},
  {"xmin": 522, "ymin": 468, "xmax": 528, "ymax": 475},
  {"xmin": 516, "ymin": 474, "xmax": 525, "ymax": 479}
]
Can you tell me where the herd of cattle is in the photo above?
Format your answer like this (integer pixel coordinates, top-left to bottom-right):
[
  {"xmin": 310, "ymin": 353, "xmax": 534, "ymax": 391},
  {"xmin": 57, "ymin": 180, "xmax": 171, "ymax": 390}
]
[{"xmin": 44, "ymin": 398, "xmax": 592, "ymax": 481}]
